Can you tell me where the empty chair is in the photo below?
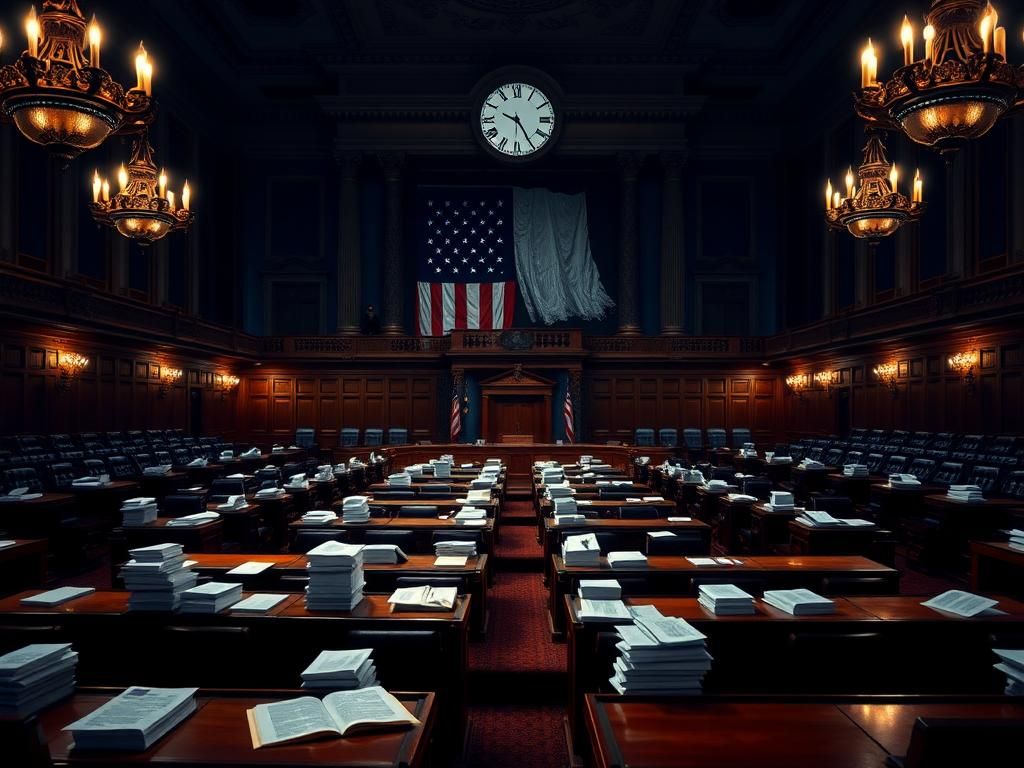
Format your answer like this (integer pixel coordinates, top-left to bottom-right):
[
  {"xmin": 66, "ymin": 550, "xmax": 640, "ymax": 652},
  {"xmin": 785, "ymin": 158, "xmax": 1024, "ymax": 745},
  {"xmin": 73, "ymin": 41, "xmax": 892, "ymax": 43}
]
[
  {"xmin": 740, "ymin": 477, "xmax": 772, "ymax": 501},
  {"xmin": 618, "ymin": 505, "xmax": 660, "ymax": 520},
  {"xmin": 965, "ymin": 465, "xmax": 1000, "ymax": 495},
  {"xmin": 363, "ymin": 529, "xmax": 417, "ymax": 551},
  {"xmin": 710, "ymin": 466, "xmax": 737, "ymax": 482},
  {"xmin": 683, "ymin": 428, "xmax": 703, "ymax": 457},
  {"xmin": 658, "ymin": 428, "xmax": 678, "ymax": 448},
  {"xmin": 844, "ymin": 450, "xmax": 864, "ymax": 465},
  {"xmin": 823, "ymin": 448, "xmax": 846, "ymax": 467},
  {"xmin": 162, "ymin": 494, "xmax": 206, "ymax": 518},
  {"xmin": 931, "ymin": 462, "xmax": 964, "ymax": 487},
  {"xmin": 2, "ymin": 467, "xmax": 44, "ymax": 493},
  {"xmin": 50, "ymin": 434, "xmax": 75, "ymax": 452},
  {"xmin": 106, "ymin": 455, "xmax": 135, "ymax": 480},
  {"xmin": 340, "ymin": 428, "xmax": 360, "ymax": 448},
  {"xmin": 82, "ymin": 458, "xmax": 106, "ymax": 476},
  {"xmin": 889, "ymin": 430, "xmax": 909, "ymax": 446},
  {"xmin": 209, "ymin": 478, "xmax": 246, "ymax": 503},
  {"xmin": 989, "ymin": 436, "xmax": 1017, "ymax": 455},
  {"xmin": 706, "ymin": 428, "xmax": 728, "ymax": 449},
  {"xmin": 387, "ymin": 428, "xmax": 409, "ymax": 445},
  {"xmin": 290, "ymin": 529, "xmax": 349, "ymax": 554},
  {"xmin": 634, "ymin": 428, "xmax": 655, "ymax": 447},
  {"xmin": 154, "ymin": 450, "xmax": 173, "ymax": 466},
  {"xmin": 172, "ymin": 448, "xmax": 193, "ymax": 467},
  {"xmin": 999, "ymin": 471, "xmax": 1024, "ymax": 500},
  {"xmin": 881, "ymin": 455, "xmax": 907, "ymax": 475},
  {"xmin": 47, "ymin": 462, "xmax": 76, "ymax": 490},
  {"xmin": 907, "ymin": 457, "xmax": 937, "ymax": 482},
  {"xmin": 731, "ymin": 428, "xmax": 752, "ymax": 448},
  {"xmin": 908, "ymin": 432, "xmax": 931, "ymax": 449},
  {"xmin": 363, "ymin": 428, "xmax": 384, "ymax": 447},
  {"xmin": 398, "ymin": 505, "xmax": 439, "ymax": 518},
  {"xmin": 130, "ymin": 453, "xmax": 154, "ymax": 474},
  {"xmin": 930, "ymin": 433, "xmax": 955, "ymax": 450},
  {"xmin": 809, "ymin": 494, "xmax": 855, "ymax": 517},
  {"xmin": 294, "ymin": 428, "xmax": 316, "ymax": 449},
  {"xmin": 863, "ymin": 453, "xmax": 885, "ymax": 474},
  {"xmin": 255, "ymin": 467, "xmax": 282, "ymax": 487}
]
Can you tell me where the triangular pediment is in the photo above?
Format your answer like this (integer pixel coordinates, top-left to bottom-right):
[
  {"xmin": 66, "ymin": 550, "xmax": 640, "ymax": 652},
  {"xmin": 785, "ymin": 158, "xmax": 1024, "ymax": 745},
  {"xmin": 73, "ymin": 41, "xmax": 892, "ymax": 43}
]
[{"xmin": 479, "ymin": 369, "xmax": 555, "ymax": 388}]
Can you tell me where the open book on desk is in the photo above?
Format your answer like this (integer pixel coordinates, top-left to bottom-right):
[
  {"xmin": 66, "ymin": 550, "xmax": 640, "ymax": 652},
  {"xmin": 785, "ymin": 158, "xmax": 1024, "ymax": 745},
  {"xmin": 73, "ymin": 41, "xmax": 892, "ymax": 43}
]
[{"xmin": 247, "ymin": 686, "xmax": 419, "ymax": 748}]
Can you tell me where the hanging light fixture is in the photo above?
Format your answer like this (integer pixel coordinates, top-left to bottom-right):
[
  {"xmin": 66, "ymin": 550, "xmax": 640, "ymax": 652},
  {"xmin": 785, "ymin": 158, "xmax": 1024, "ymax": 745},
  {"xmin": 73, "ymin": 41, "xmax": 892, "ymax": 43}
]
[
  {"xmin": 785, "ymin": 373, "xmax": 810, "ymax": 398},
  {"xmin": 854, "ymin": 1, "xmax": 1018, "ymax": 154},
  {"xmin": 873, "ymin": 361, "xmax": 900, "ymax": 393},
  {"xmin": 947, "ymin": 348, "xmax": 978, "ymax": 390},
  {"xmin": 0, "ymin": 1, "xmax": 152, "ymax": 160},
  {"xmin": 56, "ymin": 350, "xmax": 88, "ymax": 390},
  {"xmin": 825, "ymin": 130, "xmax": 925, "ymax": 240},
  {"xmin": 89, "ymin": 130, "xmax": 193, "ymax": 245}
]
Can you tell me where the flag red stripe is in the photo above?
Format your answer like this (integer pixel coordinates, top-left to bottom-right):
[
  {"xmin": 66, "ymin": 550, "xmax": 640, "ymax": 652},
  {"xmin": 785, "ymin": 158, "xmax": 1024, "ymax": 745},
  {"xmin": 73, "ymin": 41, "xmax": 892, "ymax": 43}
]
[
  {"xmin": 503, "ymin": 281, "xmax": 516, "ymax": 329},
  {"xmin": 430, "ymin": 283, "xmax": 443, "ymax": 337},
  {"xmin": 454, "ymin": 284, "xmax": 467, "ymax": 329},
  {"xmin": 479, "ymin": 283, "xmax": 493, "ymax": 331}
]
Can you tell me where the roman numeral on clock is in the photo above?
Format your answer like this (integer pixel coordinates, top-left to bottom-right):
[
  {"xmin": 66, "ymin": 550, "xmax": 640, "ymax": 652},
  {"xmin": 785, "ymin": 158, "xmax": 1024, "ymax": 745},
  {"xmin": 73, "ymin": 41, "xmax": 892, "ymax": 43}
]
[
  {"xmin": 497, "ymin": 136, "xmax": 508, "ymax": 151},
  {"xmin": 484, "ymin": 127, "xmax": 498, "ymax": 139}
]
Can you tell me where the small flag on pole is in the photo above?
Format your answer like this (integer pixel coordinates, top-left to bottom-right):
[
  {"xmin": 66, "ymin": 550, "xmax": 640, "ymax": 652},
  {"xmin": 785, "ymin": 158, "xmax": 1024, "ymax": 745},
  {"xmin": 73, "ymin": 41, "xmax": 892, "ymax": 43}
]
[
  {"xmin": 563, "ymin": 388, "xmax": 575, "ymax": 444},
  {"xmin": 450, "ymin": 382, "xmax": 462, "ymax": 442}
]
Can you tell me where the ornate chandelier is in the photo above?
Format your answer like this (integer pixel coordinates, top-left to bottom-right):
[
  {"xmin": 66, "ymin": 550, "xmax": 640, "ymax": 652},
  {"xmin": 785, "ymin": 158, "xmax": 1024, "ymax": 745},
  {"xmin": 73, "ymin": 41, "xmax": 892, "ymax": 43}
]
[
  {"xmin": 825, "ymin": 131, "xmax": 925, "ymax": 240},
  {"xmin": 0, "ymin": 0, "xmax": 152, "ymax": 160},
  {"xmin": 89, "ymin": 131, "xmax": 193, "ymax": 245},
  {"xmin": 854, "ymin": 0, "xmax": 1018, "ymax": 153}
]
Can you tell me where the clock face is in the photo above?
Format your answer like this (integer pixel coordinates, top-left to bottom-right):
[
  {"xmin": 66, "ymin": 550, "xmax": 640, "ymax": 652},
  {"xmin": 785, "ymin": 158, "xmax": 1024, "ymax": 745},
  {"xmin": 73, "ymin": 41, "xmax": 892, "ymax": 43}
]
[{"xmin": 478, "ymin": 82, "xmax": 556, "ymax": 158}]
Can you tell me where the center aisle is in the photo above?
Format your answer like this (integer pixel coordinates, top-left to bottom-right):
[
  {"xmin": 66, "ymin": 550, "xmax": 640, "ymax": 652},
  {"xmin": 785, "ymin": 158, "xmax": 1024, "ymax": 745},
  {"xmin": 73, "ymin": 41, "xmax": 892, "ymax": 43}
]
[{"xmin": 461, "ymin": 500, "xmax": 568, "ymax": 768}]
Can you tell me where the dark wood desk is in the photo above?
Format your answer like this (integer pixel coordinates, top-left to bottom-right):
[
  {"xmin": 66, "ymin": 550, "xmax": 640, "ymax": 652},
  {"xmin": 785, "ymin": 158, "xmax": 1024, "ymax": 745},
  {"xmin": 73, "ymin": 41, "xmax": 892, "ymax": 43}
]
[
  {"xmin": 548, "ymin": 554, "xmax": 898, "ymax": 637},
  {"xmin": 748, "ymin": 502, "xmax": 801, "ymax": 554},
  {"xmin": 356, "ymin": 497, "xmax": 499, "ymax": 518},
  {"xmin": 825, "ymin": 472, "xmax": 872, "ymax": 504},
  {"xmin": 693, "ymin": 486, "xmax": 734, "ymax": 526},
  {"xmin": 0, "ymin": 493, "xmax": 77, "ymax": 538},
  {"xmin": 970, "ymin": 540, "xmax": 1024, "ymax": 597},
  {"xmin": 0, "ymin": 538, "xmax": 48, "ymax": 594},
  {"xmin": 584, "ymin": 695, "xmax": 1024, "ymax": 768},
  {"xmin": 291, "ymin": 516, "xmax": 496, "ymax": 555},
  {"xmin": 790, "ymin": 465, "xmax": 834, "ymax": 498},
  {"xmin": 921, "ymin": 495, "xmax": 1022, "ymax": 569},
  {"xmin": 22, "ymin": 688, "xmax": 434, "ymax": 768},
  {"xmin": 66, "ymin": 480, "xmax": 142, "ymax": 527},
  {"xmin": 788, "ymin": 518, "xmax": 879, "ymax": 557},
  {"xmin": 137, "ymin": 471, "xmax": 190, "ymax": 500},
  {"xmin": 121, "ymin": 517, "xmax": 224, "ymax": 553}
]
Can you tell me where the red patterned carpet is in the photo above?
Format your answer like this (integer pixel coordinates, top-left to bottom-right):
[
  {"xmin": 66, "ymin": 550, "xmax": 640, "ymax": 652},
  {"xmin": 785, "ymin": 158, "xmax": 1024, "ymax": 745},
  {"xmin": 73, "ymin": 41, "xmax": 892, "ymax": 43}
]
[{"xmin": 460, "ymin": 704, "xmax": 567, "ymax": 768}]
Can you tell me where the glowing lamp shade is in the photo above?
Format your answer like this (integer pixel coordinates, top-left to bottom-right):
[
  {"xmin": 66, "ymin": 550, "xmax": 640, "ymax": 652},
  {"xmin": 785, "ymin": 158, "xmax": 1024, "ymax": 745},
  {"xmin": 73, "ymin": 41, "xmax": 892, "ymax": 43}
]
[
  {"xmin": 112, "ymin": 214, "xmax": 173, "ymax": 244},
  {"xmin": 896, "ymin": 97, "xmax": 1007, "ymax": 150},
  {"xmin": 848, "ymin": 215, "xmax": 902, "ymax": 239},
  {"xmin": 8, "ymin": 99, "xmax": 118, "ymax": 159}
]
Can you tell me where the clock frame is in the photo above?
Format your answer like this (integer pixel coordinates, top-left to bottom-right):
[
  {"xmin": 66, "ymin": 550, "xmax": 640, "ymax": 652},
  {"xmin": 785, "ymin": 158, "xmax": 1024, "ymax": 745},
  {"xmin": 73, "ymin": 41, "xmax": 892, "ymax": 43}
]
[{"xmin": 470, "ymin": 66, "xmax": 564, "ymax": 164}]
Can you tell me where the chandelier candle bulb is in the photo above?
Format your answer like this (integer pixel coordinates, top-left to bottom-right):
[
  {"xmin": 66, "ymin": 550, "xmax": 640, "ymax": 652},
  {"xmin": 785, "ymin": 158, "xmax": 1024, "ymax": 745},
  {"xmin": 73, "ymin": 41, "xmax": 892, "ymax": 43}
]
[
  {"xmin": 825, "ymin": 180, "xmax": 833, "ymax": 210},
  {"xmin": 142, "ymin": 60, "xmax": 153, "ymax": 97},
  {"xmin": 889, "ymin": 164, "xmax": 898, "ymax": 195},
  {"xmin": 158, "ymin": 169, "xmax": 167, "ymax": 198},
  {"xmin": 101, "ymin": 179, "xmax": 109, "ymax": 202},
  {"xmin": 980, "ymin": 13, "xmax": 992, "ymax": 54},
  {"xmin": 923, "ymin": 24, "xmax": 934, "ymax": 63},
  {"xmin": 994, "ymin": 26, "xmax": 1005, "ymax": 58},
  {"xmin": 166, "ymin": 190, "xmax": 175, "ymax": 211},
  {"xmin": 117, "ymin": 164, "xmax": 127, "ymax": 191},
  {"xmin": 901, "ymin": 15, "xmax": 914, "ymax": 65},
  {"xmin": 25, "ymin": 6, "xmax": 39, "ymax": 59},
  {"xmin": 92, "ymin": 171, "xmax": 101, "ymax": 203},
  {"xmin": 88, "ymin": 15, "xmax": 101, "ymax": 68},
  {"xmin": 860, "ymin": 39, "xmax": 877, "ymax": 88},
  {"xmin": 134, "ymin": 42, "xmax": 147, "ymax": 91},
  {"xmin": 833, "ymin": 191, "xmax": 841, "ymax": 209},
  {"xmin": 845, "ymin": 166, "xmax": 854, "ymax": 198},
  {"xmin": 182, "ymin": 181, "xmax": 190, "ymax": 211},
  {"xmin": 0, "ymin": 27, "xmax": 4, "ymax": 53},
  {"xmin": 913, "ymin": 169, "xmax": 922, "ymax": 203}
]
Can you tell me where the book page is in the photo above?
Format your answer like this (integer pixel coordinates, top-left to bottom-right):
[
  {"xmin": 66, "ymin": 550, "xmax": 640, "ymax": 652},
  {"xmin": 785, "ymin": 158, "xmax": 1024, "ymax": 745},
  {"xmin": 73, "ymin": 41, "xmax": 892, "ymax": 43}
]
[
  {"xmin": 64, "ymin": 687, "xmax": 197, "ymax": 733},
  {"xmin": 921, "ymin": 590, "xmax": 999, "ymax": 618},
  {"xmin": 322, "ymin": 686, "xmax": 419, "ymax": 735},
  {"xmin": 249, "ymin": 696, "xmax": 339, "ymax": 748}
]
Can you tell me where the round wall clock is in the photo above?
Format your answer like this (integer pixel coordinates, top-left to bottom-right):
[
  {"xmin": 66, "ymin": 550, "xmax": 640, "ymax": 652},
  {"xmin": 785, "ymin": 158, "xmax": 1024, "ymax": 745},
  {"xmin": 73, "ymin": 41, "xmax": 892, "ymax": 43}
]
[{"xmin": 471, "ymin": 67, "xmax": 563, "ymax": 163}]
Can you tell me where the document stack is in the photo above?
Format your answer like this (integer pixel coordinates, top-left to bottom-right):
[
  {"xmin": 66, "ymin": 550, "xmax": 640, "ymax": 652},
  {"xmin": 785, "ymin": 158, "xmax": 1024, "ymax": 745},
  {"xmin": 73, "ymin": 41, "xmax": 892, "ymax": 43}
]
[
  {"xmin": 142, "ymin": 464, "xmax": 172, "ymax": 477},
  {"xmin": 386, "ymin": 472, "xmax": 412, "ymax": 488},
  {"xmin": 179, "ymin": 582, "xmax": 244, "ymax": 614},
  {"xmin": 166, "ymin": 511, "xmax": 220, "ymax": 527},
  {"xmin": 241, "ymin": 447, "xmax": 261, "ymax": 458},
  {"xmin": 432, "ymin": 461, "xmax": 451, "ymax": 480},
  {"xmin": 552, "ymin": 496, "xmax": 579, "ymax": 518},
  {"xmin": 798, "ymin": 458, "xmax": 825, "ymax": 470},
  {"xmin": 725, "ymin": 493, "xmax": 757, "ymax": 503},
  {"xmin": 341, "ymin": 496, "xmax": 371, "ymax": 523},
  {"xmin": 888, "ymin": 473, "xmax": 921, "ymax": 490},
  {"xmin": 579, "ymin": 579, "xmax": 621, "ymax": 600},
  {"xmin": 704, "ymin": 479, "xmax": 729, "ymax": 493},
  {"xmin": 272, "ymin": 444, "xmax": 285, "ymax": 453},
  {"xmin": 186, "ymin": 457, "xmax": 208, "ymax": 468},
  {"xmin": 122, "ymin": 543, "xmax": 197, "ymax": 611},
  {"xmin": 768, "ymin": 491, "xmax": 795, "ymax": 510},
  {"xmin": 541, "ymin": 466, "xmax": 565, "ymax": 485},
  {"xmin": 484, "ymin": 458, "xmax": 502, "ymax": 467},
  {"xmin": 609, "ymin": 605, "xmax": 712, "ymax": 694},
  {"xmin": 562, "ymin": 533, "xmax": 601, "ymax": 567},
  {"xmin": 992, "ymin": 649, "xmax": 1024, "ymax": 696},
  {"xmin": 607, "ymin": 551, "xmax": 647, "ymax": 568},
  {"xmin": 471, "ymin": 477, "xmax": 496, "ymax": 490},
  {"xmin": 388, "ymin": 584, "xmax": 458, "ymax": 611},
  {"xmin": 697, "ymin": 584, "xmax": 756, "ymax": 615},
  {"xmin": 217, "ymin": 494, "xmax": 248, "ymax": 511},
  {"xmin": 315, "ymin": 465, "xmax": 334, "ymax": 482},
  {"xmin": 302, "ymin": 509, "xmax": 337, "ymax": 525},
  {"xmin": 796, "ymin": 509, "xmax": 842, "ymax": 527},
  {"xmin": 579, "ymin": 455, "xmax": 594, "ymax": 465},
  {"xmin": 255, "ymin": 486, "xmax": 287, "ymax": 499},
  {"xmin": 301, "ymin": 649, "xmax": 377, "ymax": 691},
  {"xmin": 361, "ymin": 544, "xmax": 407, "ymax": 564},
  {"xmin": 769, "ymin": 454, "xmax": 793, "ymax": 464},
  {"xmin": 219, "ymin": 449, "xmax": 234, "ymax": 461},
  {"xmin": 577, "ymin": 599, "xmax": 632, "ymax": 622},
  {"xmin": 72, "ymin": 475, "xmax": 102, "ymax": 487},
  {"xmin": 454, "ymin": 507, "xmax": 487, "ymax": 526},
  {"xmin": 121, "ymin": 497, "xmax": 158, "ymax": 527},
  {"xmin": 1008, "ymin": 529, "xmax": 1024, "ymax": 552},
  {"xmin": 63, "ymin": 686, "xmax": 198, "ymax": 751},
  {"xmin": 842, "ymin": 463, "xmax": 869, "ymax": 478},
  {"xmin": 545, "ymin": 483, "xmax": 575, "ymax": 499},
  {"xmin": 947, "ymin": 484, "xmax": 984, "ymax": 503},
  {"xmin": 466, "ymin": 488, "xmax": 492, "ymax": 504},
  {"xmin": 763, "ymin": 588, "xmax": 836, "ymax": 615},
  {"xmin": 305, "ymin": 541, "xmax": 365, "ymax": 611},
  {"xmin": 434, "ymin": 538, "xmax": 477, "ymax": 558},
  {"xmin": 0, "ymin": 643, "xmax": 78, "ymax": 717},
  {"xmin": 403, "ymin": 464, "xmax": 424, "ymax": 478}
]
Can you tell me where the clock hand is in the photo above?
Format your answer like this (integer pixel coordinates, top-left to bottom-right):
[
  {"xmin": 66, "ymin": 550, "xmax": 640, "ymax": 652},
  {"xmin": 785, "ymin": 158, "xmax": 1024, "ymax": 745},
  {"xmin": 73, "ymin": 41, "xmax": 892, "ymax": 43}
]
[{"xmin": 511, "ymin": 113, "xmax": 535, "ymax": 149}]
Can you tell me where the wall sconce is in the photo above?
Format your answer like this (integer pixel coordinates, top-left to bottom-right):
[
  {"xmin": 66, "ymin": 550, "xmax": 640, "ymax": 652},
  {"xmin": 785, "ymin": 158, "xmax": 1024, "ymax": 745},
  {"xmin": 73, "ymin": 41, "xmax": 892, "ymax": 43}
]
[
  {"xmin": 215, "ymin": 373, "xmax": 240, "ymax": 399},
  {"xmin": 947, "ymin": 350, "xmax": 978, "ymax": 392},
  {"xmin": 159, "ymin": 366, "xmax": 183, "ymax": 398},
  {"xmin": 785, "ymin": 373, "xmax": 810, "ymax": 399},
  {"xmin": 873, "ymin": 361, "xmax": 899, "ymax": 395},
  {"xmin": 814, "ymin": 369, "xmax": 839, "ymax": 396},
  {"xmin": 57, "ymin": 352, "xmax": 89, "ymax": 391}
]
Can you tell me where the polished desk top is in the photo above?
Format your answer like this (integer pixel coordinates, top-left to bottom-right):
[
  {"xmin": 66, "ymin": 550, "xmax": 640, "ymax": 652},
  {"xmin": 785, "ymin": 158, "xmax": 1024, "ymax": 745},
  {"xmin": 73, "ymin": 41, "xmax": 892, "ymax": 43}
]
[
  {"xmin": 544, "ymin": 517, "xmax": 707, "ymax": 533},
  {"xmin": 0, "ymin": 538, "xmax": 48, "ymax": 559},
  {"xmin": 971, "ymin": 540, "xmax": 1024, "ymax": 559},
  {"xmin": 174, "ymin": 552, "xmax": 488, "ymax": 576},
  {"xmin": 554, "ymin": 554, "xmax": 895, "ymax": 576}
]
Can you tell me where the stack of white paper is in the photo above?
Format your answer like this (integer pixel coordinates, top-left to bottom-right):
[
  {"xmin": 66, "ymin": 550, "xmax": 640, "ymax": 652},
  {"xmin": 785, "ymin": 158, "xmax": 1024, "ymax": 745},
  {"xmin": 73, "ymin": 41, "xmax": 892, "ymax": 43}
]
[
  {"xmin": 704, "ymin": 480, "xmax": 729, "ymax": 493},
  {"xmin": 286, "ymin": 473, "xmax": 310, "ymax": 490},
  {"xmin": 842, "ymin": 464, "xmax": 869, "ymax": 478},
  {"xmin": 1008, "ymin": 529, "xmax": 1024, "ymax": 552},
  {"xmin": 219, "ymin": 450, "xmax": 234, "ymax": 460},
  {"xmin": 361, "ymin": 544, "xmax": 407, "ymax": 564},
  {"xmin": 432, "ymin": 461, "xmax": 451, "ymax": 480},
  {"xmin": 552, "ymin": 497, "xmax": 579, "ymax": 516},
  {"xmin": 238, "ymin": 447, "xmax": 259, "ymax": 458},
  {"xmin": 947, "ymin": 484, "xmax": 984, "ymax": 503},
  {"xmin": 166, "ymin": 511, "xmax": 221, "ymax": 527},
  {"xmin": 770, "ymin": 455, "xmax": 793, "ymax": 464},
  {"xmin": 341, "ymin": 496, "xmax": 370, "ymax": 524},
  {"xmin": 769, "ymin": 491, "xmax": 794, "ymax": 509},
  {"xmin": 435, "ymin": 555, "xmax": 468, "ymax": 568},
  {"xmin": 920, "ymin": 590, "xmax": 998, "ymax": 617},
  {"xmin": 763, "ymin": 588, "xmax": 835, "ymax": 615},
  {"xmin": 230, "ymin": 594, "xmax": 288, "ymax": 613},
  {"xmin": 993, "ymin": 648, "xmax": 1024, "ymax": 696},
  {"xmin": 121, "ymin": 497, "xmax": 158, "ymax": 527},
  {"xmin": 796, "ymin": 510, "xmax": 843, "ymax": 527},
  {"xmin": 798, "ymin": 459, "xmax": 825, "ymax": 470},
  {"xmin": 305, "ymin": 541, "xmax": 364, "ymax": 611},
  {"xmin": 388, "ymin": 585, "xmax": 457, "ymax": 611},
  {"xmin": 315, "ymin": 465, "xmax": 334, "ymax": 482},
  {"xmin": 403, "ymin": 464, "xmax": 425, "ymax": 477},
  {"xmin": 386, "ymin": 472, "xmax": 412, "ymax": 487},
  {"xmin": 541, "ymin": 468, "xmax": 565, "ymax": 485},
  {"xmin": 562, "ymin": 533, "xmax": 600, "ymax": 567},
  {"xmin": 217, "ymin": 494, "xmax": 247, "ymax": 511},
  {"xmin": 63, "ymin": 686, "xmax": 198, "ymax": 751},
  {"xmin": 467, "ymin": 489, "xmax": 492, "ymax": 503},
  {"xmin": 434, "ymin": 539, "xmax": 477, "ymax": 558},
  {"xmin": 142, "ymin": 465, "xmax": 172, "ymax": 476},
  {"xmin": 607, "ymin": 551, "xmax": 648, "ymax": 568},
  {"xmin": 179, "ymin": 582, "xmax": 243, "ymax": 614},
  {"xmin": 301, "ymin": 649, "xmax": 377, "ymax": 691},
  {"xmin": 0, "ymin": 487, "xmax": 43, "ymax": 502},
  {"xmin": 255, "ymin": 486, "xmax": 287, "ymax": 499},
  {"xmin": 20, "ymin": 586, "xmax": 95, "ymax": 606},
  {"xmin": 579, "ymin": 579, "xmax": 621, "ymax": 600},
  {"xmin": 577, "ymin": 599, "xmax": 632, "ymax": 623},
  {"xmin": 609, "ymin": 606, "xmax": 712, "ymax": 694},
  {"xmin": 545, "ymin": 484, "xmax": 574, "ymax": 499},
  {"xmin": 725, "ymin": 493, "xmax": 757, "ymax": 503},
  {"xmin": 0, "ymin": 643, "xmax": 78, "ymax": 717},
  {"xmin": 454, "ymin": 508, "xmax": 487, "ymax": 526},
  {"xmin": 470, "ymin": 478, "xmax": 495, "ymax": 490},
  {"xmin": 698, "ymin": 584, "xmax": 756, "ymax": 615},
  {"xmin": 302, "ymin": 510, "xmax": 338, "ymax": 525},
  {"xmin": 71, "ymin": 476, "xmax": 101, "ymax": 487},
  {"xmin": 122, "ymin": 543, "xmax": 197, "ymax": 611},
  {"xmin": 888, "ymin": 473, "xmax": 921, "ymax": 490}
]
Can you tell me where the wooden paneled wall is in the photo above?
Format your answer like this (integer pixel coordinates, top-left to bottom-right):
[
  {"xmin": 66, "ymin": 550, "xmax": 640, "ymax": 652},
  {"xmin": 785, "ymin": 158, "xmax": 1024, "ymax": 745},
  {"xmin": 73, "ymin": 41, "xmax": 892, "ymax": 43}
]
[
  {"xmin": 241, "ymin": 371, "xmax": 441, "ymax": 446},
  {"xmin": 586, "ymin": 370, "xmax": 781, "ymax": 444},
  {"xmin": 780, "ymin": 332, "xmax": 1024, "ymax": 438},
  {"xmin": 0, "ymin": 331, "xmax": 238, "ymax": 437}
]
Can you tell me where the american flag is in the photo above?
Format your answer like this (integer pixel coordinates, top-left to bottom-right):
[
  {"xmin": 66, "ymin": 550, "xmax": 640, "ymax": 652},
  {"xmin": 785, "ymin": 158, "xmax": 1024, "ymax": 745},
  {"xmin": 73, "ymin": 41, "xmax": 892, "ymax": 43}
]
[
  {"xmin": 450, "ymin": 382, "xmax": 462, "ymax": 442},
  {"xmin": 563, "ymin": 388, "xmax": 575, "ymax": 444},
  {"xmin": 416, "ymin": 188, "xmax": 516, "ymax": 336}
]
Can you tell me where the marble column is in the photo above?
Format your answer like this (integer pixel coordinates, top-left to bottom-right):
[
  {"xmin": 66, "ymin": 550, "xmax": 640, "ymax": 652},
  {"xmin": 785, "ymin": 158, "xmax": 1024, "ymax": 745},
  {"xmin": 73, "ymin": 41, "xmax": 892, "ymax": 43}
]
[
  {"xmin": 616, "ymin": 152, "xmax": 643, "ymax": 335},
  {"xmin": 0, "ymin": 129, "xmax": 14, "ymax": 262},
  {"xmin": 659, "ymin": 152, "xmax": 685, "ymax": 334},
  {"xmin": 379, "ymin": 152, "xmax": 405, "ymax": 335},
  {"xmin": 336, "ymin": 153, "xmax": 362, "ymax": 334}
]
